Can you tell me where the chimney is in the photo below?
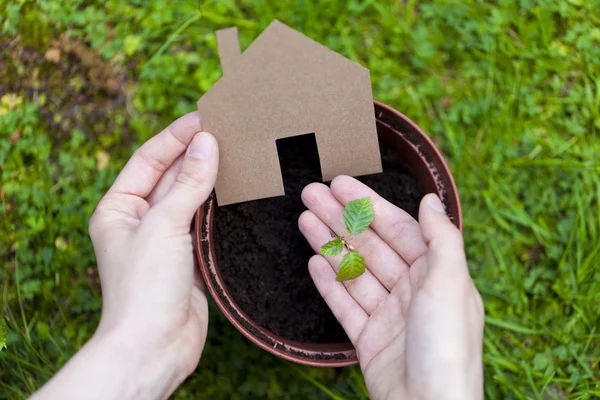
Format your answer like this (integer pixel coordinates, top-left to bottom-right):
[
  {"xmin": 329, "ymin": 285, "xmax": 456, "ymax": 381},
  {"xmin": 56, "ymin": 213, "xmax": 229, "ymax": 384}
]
[{"xmin": 216, "ymin": 27, "xmax": 240, "ymax": 76}]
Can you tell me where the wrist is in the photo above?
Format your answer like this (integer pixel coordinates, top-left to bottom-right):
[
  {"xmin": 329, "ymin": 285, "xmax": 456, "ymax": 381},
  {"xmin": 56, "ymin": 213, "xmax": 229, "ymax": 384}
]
[
  {"xmin": 31, "ymin": 325, "xmax": 186, "ymax": 400},
  {"xmin": 88, "ymin": 327, "xmax": 185, "ymax": 399}
]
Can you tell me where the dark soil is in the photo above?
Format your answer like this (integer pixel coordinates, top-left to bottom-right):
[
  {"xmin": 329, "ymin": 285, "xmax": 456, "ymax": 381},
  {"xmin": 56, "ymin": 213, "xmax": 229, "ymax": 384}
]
[{"xmin": 214, "ymin": 133, "xmax": 423, "ymax": 343}]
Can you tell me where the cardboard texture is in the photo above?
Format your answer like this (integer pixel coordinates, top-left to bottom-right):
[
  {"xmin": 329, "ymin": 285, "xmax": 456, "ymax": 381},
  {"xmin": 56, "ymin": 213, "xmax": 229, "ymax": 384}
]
[
  {"xmin": 216, "ymin": 27, "xmax": 240, "ymax": 76},
  {"xmin": 198, "ymin": 20, "xmax": 382, "ymax": 206}
]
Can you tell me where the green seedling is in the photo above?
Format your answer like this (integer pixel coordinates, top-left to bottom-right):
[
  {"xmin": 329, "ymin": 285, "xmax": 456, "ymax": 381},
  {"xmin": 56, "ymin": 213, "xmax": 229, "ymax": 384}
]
[{"xmin": 320, "ymin": 197, "xmax": 374, "ymax": 281}]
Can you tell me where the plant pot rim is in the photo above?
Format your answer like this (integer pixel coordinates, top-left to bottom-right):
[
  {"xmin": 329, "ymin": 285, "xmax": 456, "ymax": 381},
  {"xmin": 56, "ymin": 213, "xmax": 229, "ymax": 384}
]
[{"xmin": 194, "ymin": 100, "xmax": 462, "ymax": 367}]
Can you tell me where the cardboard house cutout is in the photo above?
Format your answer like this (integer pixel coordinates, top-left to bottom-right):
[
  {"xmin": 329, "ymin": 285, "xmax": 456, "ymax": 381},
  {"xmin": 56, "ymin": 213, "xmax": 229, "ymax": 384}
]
[{"xmin": 198, "ymin": 20, "xmax": 382, "ymax": 206}]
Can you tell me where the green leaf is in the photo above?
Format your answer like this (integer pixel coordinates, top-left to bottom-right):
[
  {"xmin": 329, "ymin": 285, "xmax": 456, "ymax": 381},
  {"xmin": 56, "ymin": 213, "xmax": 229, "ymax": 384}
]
[
  {"xmin": 343, "ymin": 197, "xmax": 374, "ymax": 235},
  {"xmin": 320, "ymin": 238, "xmax": 344, "ymax": 257},
  {"xmin": 0, "ymin": 318, "xmax": 6, "ymax": 351},
  {"xmin": 336, "ymin": 251, "xmax": 366, "ymax": 281}
]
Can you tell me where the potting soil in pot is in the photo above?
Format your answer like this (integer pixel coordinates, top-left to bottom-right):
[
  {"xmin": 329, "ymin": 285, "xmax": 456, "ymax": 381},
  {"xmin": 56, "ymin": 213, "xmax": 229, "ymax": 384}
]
[{"xmin": 214, "ymin": 133, "xmax": 423, "ymax": 343}]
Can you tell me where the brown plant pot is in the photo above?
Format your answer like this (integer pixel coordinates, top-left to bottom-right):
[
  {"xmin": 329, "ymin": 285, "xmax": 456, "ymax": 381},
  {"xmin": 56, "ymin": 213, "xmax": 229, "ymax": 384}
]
[{"xmin": 194, "ymin": 100, "xmax": 462, "ymax": 367}]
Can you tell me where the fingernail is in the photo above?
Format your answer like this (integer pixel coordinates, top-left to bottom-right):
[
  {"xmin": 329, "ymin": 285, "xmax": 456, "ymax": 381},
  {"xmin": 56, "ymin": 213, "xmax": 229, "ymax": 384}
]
[
  {"xmin": 187, "ymin": 132, "xmax": 215, "ymax": 159},
  {"xmin": 426, "ymin": 194, "xmax": 446, "ymax": 213}
]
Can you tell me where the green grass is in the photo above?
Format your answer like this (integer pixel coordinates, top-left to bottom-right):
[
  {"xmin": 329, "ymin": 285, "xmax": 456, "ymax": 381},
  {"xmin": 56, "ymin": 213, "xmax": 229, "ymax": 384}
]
[{"xmin": 1, "ymin": 0, "xmax": 600, "ymax": 398}]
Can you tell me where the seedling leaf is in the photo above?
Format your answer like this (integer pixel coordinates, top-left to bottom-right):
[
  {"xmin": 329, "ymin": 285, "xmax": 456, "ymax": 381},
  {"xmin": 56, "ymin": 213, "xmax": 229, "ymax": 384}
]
[
  {"xmin": 343, "ymin": 197, "xmax": 374, "ymax": 235},
  {"xmin": 320, "ymin": 238, "xmax": 344, "ymax": 256},
  {"xmin": 336, "ymin": 251, "xmax": 366, "ymax": 281}
]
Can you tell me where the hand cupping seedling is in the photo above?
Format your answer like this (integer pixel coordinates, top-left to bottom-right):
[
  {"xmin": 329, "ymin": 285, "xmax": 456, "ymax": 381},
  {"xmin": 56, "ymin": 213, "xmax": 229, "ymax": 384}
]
[{"xmin": 320, "ymin": 197, "xmax": 374, "ymax": 281}]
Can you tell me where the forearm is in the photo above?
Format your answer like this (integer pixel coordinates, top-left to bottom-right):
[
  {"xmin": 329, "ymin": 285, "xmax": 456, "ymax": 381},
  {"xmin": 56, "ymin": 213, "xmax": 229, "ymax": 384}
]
[{"xmin": 31, "ymin": 329, "xmax": 182, "ymax": 400}]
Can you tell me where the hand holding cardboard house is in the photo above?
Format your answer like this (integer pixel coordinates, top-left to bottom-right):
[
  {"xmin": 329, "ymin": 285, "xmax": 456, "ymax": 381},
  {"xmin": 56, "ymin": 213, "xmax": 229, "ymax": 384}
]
[{"xmin": 198, "ymin": 20, "xmax": 382, "ymax": 206}]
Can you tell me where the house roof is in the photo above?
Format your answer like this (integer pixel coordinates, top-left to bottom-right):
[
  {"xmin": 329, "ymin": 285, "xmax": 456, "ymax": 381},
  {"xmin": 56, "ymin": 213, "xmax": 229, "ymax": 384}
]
[
  {"xmin": 200, "ymin": 20, "xmax": 370, "ymax": 111},
  {"xmin": 225, "ymin": 20, "xmax": 368, "ymax": 77}
]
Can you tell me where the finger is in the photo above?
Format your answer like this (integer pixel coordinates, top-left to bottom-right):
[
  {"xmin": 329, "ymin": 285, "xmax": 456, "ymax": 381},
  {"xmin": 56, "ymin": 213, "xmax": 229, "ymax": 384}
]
[
  {"xmin": 108, "ymin": 111, "xmax": 202, "ymax": 198},
  {"xmin": 299, "ymin": 211, "xmax": 388, "ymax": 314},
  {"xmin": 301, "ymin": 183, "xmax": 410, "ymax": 291},
  {"xmin": 146, "ymin": 154, "xmax": 185, "ymax": 206},
  {"xmin": 418, "ymin": 194, "xmax": 469, "ymax": 285},
  {"xmin": 158, "ymin": 132, "xmax": 219, "ymax": 228},
  {"xmin": 330, "ymin": 175, "xmax": 427, "ymax": 265},
  {"xmin": 308, "ymin": 255, "xmax": 368, "ymax": 346}
]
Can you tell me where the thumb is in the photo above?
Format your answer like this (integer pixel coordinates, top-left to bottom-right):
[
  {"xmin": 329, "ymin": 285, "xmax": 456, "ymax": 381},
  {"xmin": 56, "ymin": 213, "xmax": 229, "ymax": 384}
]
[
  {"xmin": 158, "ymin": 132, "xmax": 219, "ymax": 226},
  {"xmin": 418, "ymin": 193, "xmax": 468, "ymax": 280}
]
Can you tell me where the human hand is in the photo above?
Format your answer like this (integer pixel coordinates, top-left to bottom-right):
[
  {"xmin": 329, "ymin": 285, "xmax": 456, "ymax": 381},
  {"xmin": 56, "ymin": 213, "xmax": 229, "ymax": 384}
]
[
  {"xmin": 90, "ymin": 111, "xmax": 219, "ymax": 395},
  {"xmin": 299, "ymin": 176, "xmax": 484, "ymax": 400},
  {"xmin": 32, "ymin": 112, "xmax": 219, "ymax": 400}
]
